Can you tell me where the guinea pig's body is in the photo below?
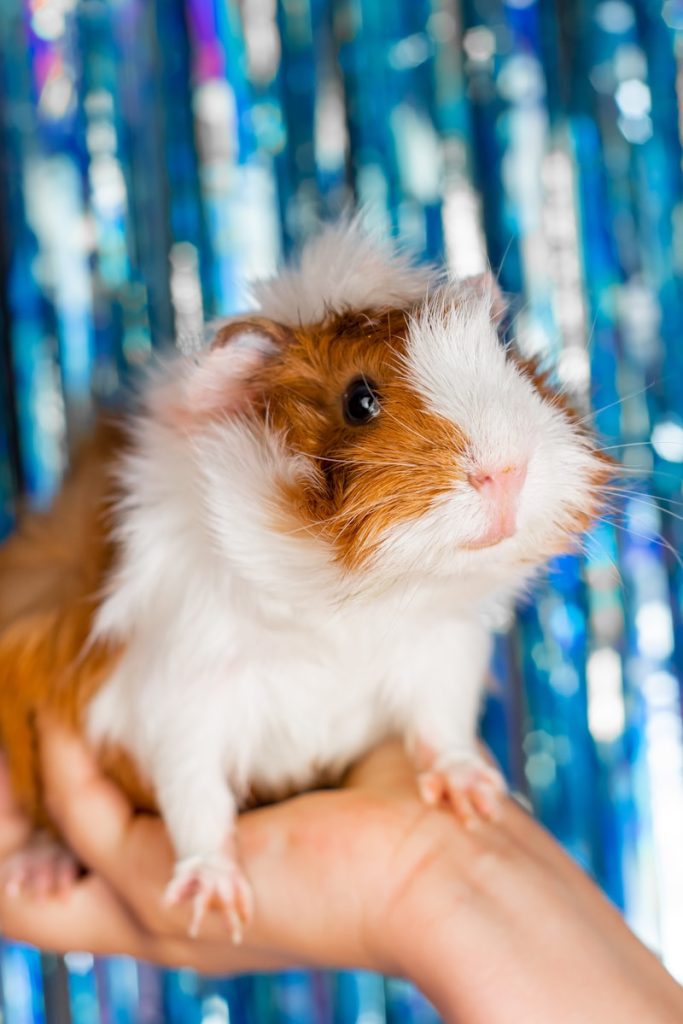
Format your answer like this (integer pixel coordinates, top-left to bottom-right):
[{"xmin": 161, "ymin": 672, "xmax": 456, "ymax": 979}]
[
  {"xmin": 87, "ymin": 503, "xmax": 494, "ymax": 809},
  {"xmin": 0, "ymin": 221, "xmax": 610, "ymax": 937}
]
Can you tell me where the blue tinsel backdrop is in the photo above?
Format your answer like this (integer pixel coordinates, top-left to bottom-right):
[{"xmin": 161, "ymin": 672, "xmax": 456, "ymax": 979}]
[{"xmin": 1, "ymin": 0, "xmax": 683, "ymax": 1021}]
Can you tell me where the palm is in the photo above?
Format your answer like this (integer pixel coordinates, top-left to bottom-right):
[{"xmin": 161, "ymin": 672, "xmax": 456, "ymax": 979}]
[{"xmin": 0, "ymin": 731, "xmax": 439, "ymax": 973}]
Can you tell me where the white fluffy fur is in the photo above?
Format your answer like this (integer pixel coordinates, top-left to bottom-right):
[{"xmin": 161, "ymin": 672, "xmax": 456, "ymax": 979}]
[
  {"xmin": 87, "ymin": 224, "xmax": 604, "ymax": 881},
  {"xmin": 391, "ymin": 287, "xmax": 603, "ymax": 570},
  {"xmin": 250, "ymin": 217, "xmax": 437, "ymax": 325}
]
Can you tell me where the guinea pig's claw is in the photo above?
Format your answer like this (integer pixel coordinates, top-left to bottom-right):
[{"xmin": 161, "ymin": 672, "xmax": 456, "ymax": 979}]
[
  {"xmin": 418, "ymin": 755, "xmax": 506, "ymax": 827},
  {"xmin": 164, "ymin": 853, "xmax": 253, "ymax": 942}
]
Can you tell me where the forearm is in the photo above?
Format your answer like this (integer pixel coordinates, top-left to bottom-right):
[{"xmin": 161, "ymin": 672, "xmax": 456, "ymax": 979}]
[
  {"xmin": 407, "ymin": 912, "xmax": 682, "ymax": 1024},
  {"xmin": 394, "ymin": 800, "xmax": 683, "ymax": 1023}
]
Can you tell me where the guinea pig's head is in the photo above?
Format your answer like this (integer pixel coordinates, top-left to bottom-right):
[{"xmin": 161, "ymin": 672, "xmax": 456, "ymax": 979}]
[{"xmin": 178, "ymin": 281, "xmax": 611, "ymax": 591}]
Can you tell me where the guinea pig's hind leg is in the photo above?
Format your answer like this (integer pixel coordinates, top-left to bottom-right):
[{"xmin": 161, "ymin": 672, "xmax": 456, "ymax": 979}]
[
  {"xmin": 1, "ymin": 830, "xmax": 78, "ymax": 898},
  {"xmin": 153, "ymin": 747, "xmax": 253, "ymax": 942}
]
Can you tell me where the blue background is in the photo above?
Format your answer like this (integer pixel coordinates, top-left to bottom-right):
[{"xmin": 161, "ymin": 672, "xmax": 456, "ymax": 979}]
[{"xmin": 1, "ymin": 0, "xmax": 682, "ymax": 1020}]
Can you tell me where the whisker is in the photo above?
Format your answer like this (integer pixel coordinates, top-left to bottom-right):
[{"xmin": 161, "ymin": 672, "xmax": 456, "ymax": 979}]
[
  {"xmin": 580, "ymin": 533, "xmax": 623, "ymax": 586},
  {"xmin": 279, "ymin": 493, "xmax": 415, "ymax": 537},
  {"xmin": 495, "ymin": 234, "xmax": 516, "ymax": 288},
  {"xmin": 577, "ymin": 382, "xmax": 655, "ymax": 426},
  {"xmin": 379, "ymin": 400, "xmax": 440, "ymax": 450},
  {"xmin": 600, "ymin": 489, "xmax": 683, "ymax": 525},
  {"xmin": 614, "ymin": 466, "xmax": 683, "ymax": 485},
  {"xmin": 595, "ymin": 515, "xmax": 683, "ymax": 570},
  {"xmin": 583, "ymin": 306, "xmax": 600, "ymax": 356},
  {"xmin": 602, "ymin": 485, "xmax": 683, "ymax": 505},
  {"xmin": 288, "ymin": 449, "xmax": 427, "ymax": 471},
  {"xmin": 595, "ymin": 440, "xmax": 683, "ymax": 453}
]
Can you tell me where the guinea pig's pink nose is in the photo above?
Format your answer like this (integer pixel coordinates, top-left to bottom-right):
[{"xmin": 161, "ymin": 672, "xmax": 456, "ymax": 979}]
[
  {"xmin": 467, "ymin": 463, "xmax": 528, "ymax": 543},
  {"xmin": 467, "ymin": 463, "xmax": 527, "ymax": 500}
]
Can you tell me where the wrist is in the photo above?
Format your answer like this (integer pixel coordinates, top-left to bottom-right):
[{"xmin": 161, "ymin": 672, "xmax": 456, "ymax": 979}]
[{"xmin": 363, "ymin": 810, "xmax": 472, "ymax": 987}]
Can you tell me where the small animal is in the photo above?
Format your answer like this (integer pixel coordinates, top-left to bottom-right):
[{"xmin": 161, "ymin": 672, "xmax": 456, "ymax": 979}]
[{"xmin": 0, "ymin": 221, "xmax": 610, "ymax": 940}]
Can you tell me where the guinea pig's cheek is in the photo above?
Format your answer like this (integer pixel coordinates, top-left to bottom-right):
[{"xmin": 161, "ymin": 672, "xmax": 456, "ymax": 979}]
[{"xmin": 516, "ymin": 453, "xmax": 606, "ymax": 555}]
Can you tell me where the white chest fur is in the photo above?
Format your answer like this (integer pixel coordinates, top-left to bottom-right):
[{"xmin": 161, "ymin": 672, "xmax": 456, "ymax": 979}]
[{"xmin": 86, "ymin": 578, "xmax": 492, "ymax": 805}]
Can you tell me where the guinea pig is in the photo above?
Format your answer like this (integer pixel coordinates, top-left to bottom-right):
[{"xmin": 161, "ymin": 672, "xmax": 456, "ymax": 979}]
[{"xmin": 0, "ymin": 220, "xmax": 611, "ymax": 940}]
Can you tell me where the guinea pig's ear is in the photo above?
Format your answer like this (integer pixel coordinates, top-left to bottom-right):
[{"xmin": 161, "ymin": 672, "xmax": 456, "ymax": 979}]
[
  {"xmin": 459, "ymin": 272, "xmax": 507, "ymax": 324},
  {"xmin": 210, "ymin": 316, "xmax": 291, "ymax": 354},
  {"xmin": 183, "ymin": 316, "xmax": 290, "ymax": 420}
]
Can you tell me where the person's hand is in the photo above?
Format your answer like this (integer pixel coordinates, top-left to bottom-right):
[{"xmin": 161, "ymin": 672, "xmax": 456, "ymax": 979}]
[
  {"xmin": 1, "ymin": 725, "xmax": 682, "ymax": 1024},
  {"xmin": 0, "ymin": 722, "xmax": 454, "ymax": 976}
]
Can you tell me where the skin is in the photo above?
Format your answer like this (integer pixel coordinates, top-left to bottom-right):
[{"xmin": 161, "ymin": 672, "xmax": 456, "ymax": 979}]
[{"xmin": 0, "ymin": 725, "xmax": 682, "ymax": 1023}]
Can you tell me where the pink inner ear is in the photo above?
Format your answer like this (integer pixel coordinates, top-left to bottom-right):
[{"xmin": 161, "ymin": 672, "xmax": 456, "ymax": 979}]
[
  {"xmin": 161, "ymin": 342, "xmax": 270, "ymax": 431},
  {"xmin": 186, "ymin": 346, "xmax": 265, "ymax": 417}
]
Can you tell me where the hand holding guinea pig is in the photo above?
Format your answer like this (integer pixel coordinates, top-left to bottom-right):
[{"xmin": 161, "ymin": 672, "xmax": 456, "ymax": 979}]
[{"xmin": 0, "ymin": 220, "xmax": 610, "ymax": 941}]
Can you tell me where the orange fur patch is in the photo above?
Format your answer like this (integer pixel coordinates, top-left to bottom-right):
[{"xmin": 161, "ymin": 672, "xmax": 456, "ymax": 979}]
[
  {"xmin": 0, "ymin": 420, "xmax": 154, "ymax": 826},
  {"xmin": 256, "ymin": 308, "xmax": 468, "ymax": 571},
  {"xmin": 98, "ymin": 743, "xmax": 157, "ymax": 812}
]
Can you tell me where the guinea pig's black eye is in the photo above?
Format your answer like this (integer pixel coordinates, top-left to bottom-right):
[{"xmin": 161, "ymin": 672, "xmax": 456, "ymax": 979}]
[{"xmin": 343, "ymin": 378, "xmax": 381, "ymax": 426}]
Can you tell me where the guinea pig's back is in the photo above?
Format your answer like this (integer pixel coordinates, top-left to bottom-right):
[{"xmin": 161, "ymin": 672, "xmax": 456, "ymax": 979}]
[
  {"xmin": 0, "ymin": 420, "xmax": 130, "ymax": 821},
  {"xmin": 0, "ymin": 419, "xmax": 124, "ymax": 634}
]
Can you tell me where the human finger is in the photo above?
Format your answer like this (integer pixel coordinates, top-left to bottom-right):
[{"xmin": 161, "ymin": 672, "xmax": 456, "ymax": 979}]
[
  {"xmin": 38, "ymin": 717, "xmax": 136, "ymax": 877},
  {"xmin": 0, "ymin": 751, "xmax": 31, "ymax": 856},
  {"xmin": 37, "ymin": 720, "xmax": 207, "ymax": 936},
  {"xmin": 0, "ymin": 874, "xmax": 151, "ymax": 958},
  {"xmin": 0, "ymin": 870, "xmax": 293, "ymax": 975}
]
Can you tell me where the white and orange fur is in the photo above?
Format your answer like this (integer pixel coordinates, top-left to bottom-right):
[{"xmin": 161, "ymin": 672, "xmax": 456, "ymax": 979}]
[{"xmin": 0, "ymin": 221, "xmax": 610, "ymax": 939}]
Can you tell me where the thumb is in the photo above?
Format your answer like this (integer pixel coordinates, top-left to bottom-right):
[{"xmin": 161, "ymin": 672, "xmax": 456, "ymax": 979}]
[{"xmin": 37, "ymin": 715, "xmax": 134, "ymax": 875}]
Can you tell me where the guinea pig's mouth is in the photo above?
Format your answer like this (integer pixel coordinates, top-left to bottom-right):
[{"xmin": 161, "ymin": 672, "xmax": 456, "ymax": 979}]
[
  {"xmin": 463, "ymin": 535, "xmax": 512, "ymax": 552},
  {"xmin": 462, "ymin": 521, "xmax": 518, "ymax": 551}
]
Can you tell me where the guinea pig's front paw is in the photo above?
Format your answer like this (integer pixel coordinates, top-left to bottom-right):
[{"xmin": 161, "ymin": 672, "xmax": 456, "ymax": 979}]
[
  {"xmin": 163, "ymin": 851, "xmax": 253, "ymax": 942},
  {"xmin": 417, "ymin": 753, "xmax": 506, "ymax": 828},
  {"xmin": 1, "ymin": 830, "xmax": 78, "ymax": 898}
]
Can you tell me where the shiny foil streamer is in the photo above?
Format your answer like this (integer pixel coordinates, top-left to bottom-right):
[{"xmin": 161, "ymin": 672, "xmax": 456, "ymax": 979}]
[{"xmin": 0, "ymin": 1, "xmax": 682, "ymax": 1020}]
